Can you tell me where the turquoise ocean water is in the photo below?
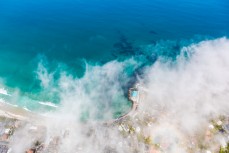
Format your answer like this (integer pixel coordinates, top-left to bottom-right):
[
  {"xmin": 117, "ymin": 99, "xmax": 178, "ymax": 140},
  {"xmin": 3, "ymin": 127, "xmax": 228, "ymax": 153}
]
[{"xmin": 0, "ymin": 0, "xmax": 229, "ymax": 119}]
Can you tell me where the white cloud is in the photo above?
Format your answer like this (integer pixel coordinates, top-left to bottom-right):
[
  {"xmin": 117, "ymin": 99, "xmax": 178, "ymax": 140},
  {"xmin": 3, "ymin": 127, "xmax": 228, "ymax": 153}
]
[{"xmin": 8, "ymin": 37, "xmax": 229, "ymax": 153}]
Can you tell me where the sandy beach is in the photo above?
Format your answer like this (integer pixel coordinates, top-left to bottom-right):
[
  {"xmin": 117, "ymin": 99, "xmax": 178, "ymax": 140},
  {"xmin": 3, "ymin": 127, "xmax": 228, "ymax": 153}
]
[{"xmin": 0, "ymin": 101, "xmax": 44, "ymax": 122}]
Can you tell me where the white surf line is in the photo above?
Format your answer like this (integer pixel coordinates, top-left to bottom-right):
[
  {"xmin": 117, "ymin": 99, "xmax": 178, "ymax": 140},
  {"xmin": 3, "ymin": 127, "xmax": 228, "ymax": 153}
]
[
  {"xmin": 0, "ymin": 98, "xmax": 18, "ymax": 107},
  {"xmin": 23, "ymin": 106, "xmax": 31, "ymax": 112},
  {"xmin": 38, "ymin": 101, "xmax": 58, "ymax": 108},
  {"xmin": 0, "ymin": 101, "xmax": 49, "ymax": 125},
  {"xmin": 0, "ymin": 88, "xmax": 10, "ymax": 96}
]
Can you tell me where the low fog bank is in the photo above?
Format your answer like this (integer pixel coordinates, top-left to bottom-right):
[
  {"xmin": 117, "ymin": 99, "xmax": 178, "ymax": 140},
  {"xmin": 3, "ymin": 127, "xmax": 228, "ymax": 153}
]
[
  {"xmin": 141, "ymin": 37, "xmax": 229, "ymax": 131},
  {"xmin": 6, "ymin": 37, "xmax": 229, "ymax": 153}
]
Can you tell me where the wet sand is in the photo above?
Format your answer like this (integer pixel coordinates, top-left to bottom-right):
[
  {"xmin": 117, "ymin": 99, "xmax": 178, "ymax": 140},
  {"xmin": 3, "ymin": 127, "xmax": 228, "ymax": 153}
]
[{"xmin": 0, "ymin": 101, "xmax": 44, "ymax": 121}]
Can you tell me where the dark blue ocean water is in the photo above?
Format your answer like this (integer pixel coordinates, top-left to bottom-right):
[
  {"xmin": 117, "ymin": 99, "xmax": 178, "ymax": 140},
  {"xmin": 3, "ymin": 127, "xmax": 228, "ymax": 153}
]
[{"xmin": 0, "ymin": 0, "xmax": 229, "ymax": 117}]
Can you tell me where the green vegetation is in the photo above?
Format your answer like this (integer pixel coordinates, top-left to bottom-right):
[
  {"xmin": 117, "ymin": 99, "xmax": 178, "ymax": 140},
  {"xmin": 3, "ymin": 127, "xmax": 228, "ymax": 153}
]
[
  {"xmin": 219, "ymin": 142, "xmax": 229, "ymax": 153},
  {"xmin": 210, "ymin": 116, "xmax": 227, "ymax": 133},
  {"xmin": 128, "ymin": 124, "xmax": 135, "ymax": 134},
  {"xmin": 144, "ymin": 136, "xmax": 152, "ymax": 145},
  {"xmin": 214, "ymin": 123, "xmax": 225, "ymax": 133},
  {"xmin": 34, "ymin": 140, "xmax": 42, "ymax": 147}
]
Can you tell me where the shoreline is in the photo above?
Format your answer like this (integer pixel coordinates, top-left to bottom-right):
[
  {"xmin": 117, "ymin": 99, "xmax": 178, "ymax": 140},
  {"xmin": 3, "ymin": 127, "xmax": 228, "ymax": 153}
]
[
  {"xmin": 0, "ymin": 101, "xmax": 44, "ymax": 122},
  {"xmin": 0, "ymin": 85, "xmax": 141, "ymax": 124}
]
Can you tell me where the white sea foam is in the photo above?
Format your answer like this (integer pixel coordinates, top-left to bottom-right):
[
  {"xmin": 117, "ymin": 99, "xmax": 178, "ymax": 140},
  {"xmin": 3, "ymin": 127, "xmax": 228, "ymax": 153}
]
[
  {"xmin": 0, "ymin": 98, "xmax": 18, "ymax": 107},
  {"xmin": 23, "ymin": 107, "xmax": 31, "ymax": 112},
  {"xmin": 0, "ymin": 88, "xmax": 10, "ymax": 96},
  {"xmin": 38, "ymin": 101, "xmax": 58, "ymax": 108}
]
